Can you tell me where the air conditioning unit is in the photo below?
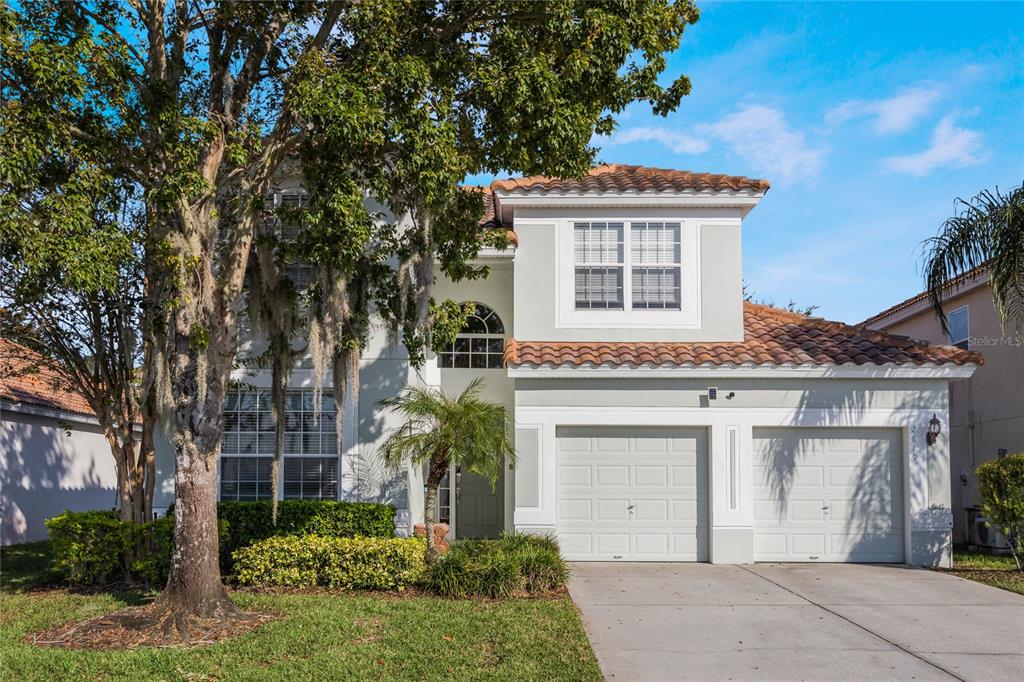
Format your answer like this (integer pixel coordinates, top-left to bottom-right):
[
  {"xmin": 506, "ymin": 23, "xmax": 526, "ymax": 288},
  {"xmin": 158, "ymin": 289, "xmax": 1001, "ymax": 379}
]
[{"xmin": 967, "ymin": 507, "xmax": 1012, "ymax": 551}]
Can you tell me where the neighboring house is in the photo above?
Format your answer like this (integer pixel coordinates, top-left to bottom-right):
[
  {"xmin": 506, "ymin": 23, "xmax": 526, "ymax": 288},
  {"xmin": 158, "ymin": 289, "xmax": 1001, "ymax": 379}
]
[
  {"xmin": 0, "ymin": 342, "xmax": 153, "ymax": 544},
  {"xmin": 862, "ymin": 266, "xmax": 1024, "ymax": 546},
  {"xmin": 151, "ymin": 164, "xmax": 979, "ymax": 567}
]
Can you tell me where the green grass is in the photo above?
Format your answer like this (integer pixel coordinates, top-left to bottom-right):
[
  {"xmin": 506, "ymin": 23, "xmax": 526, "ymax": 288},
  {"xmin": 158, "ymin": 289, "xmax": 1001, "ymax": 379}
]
[
  {"xmin": 0, "ymin": 543, "xmax": 600, "ymax": 681},
  {"xmin": 944, "ymin": 549, "xmax": 1024, "ymax": 597},
  {"xmin": 0, "ymin": 541, "xmax": 59, "ymax": 591}
]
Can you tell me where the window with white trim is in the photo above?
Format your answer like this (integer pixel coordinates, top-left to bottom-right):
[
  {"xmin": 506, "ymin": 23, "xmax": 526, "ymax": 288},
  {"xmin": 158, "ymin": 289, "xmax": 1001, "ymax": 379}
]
[
  {"xmin": 438, "ymin": 303, "xmax": 506, "ymax": 369},
  {"xmin": 948, "ymin": 305, "xmax": 969, "ymax": 350},
  {"xmin": 219, "ymin": 388, "xmax": 338, "ymax": 501},
  {"xmin": 631, "ymin": 222, "xmax": 681, "ymax": 309},
  {"xmin": 574, "ymin": 222, "xmax": 624, "ymax": 309},
  {"xmin": 573, "ymin": 221, "xmax": 683, "ymax": 311}
]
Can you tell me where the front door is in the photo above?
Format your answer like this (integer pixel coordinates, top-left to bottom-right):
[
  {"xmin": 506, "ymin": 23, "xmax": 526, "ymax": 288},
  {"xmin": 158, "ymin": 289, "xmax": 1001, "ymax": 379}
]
[{"xmin": 456, "ymin": 466, "xmax": 504, "ymax": 539}]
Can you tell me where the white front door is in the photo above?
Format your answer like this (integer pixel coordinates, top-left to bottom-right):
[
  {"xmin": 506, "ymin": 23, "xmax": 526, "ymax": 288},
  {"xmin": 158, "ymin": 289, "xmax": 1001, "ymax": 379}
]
[
  {"xmin": 556, "ymin": 426, "xmax": 709, "ymax": 561},
  {"xmin": 753, "ymin": 427, "xmax": 904, "ymax": 563}
]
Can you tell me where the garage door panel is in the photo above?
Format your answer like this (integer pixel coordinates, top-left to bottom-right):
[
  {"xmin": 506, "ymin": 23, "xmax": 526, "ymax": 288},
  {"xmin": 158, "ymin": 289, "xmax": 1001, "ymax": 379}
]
[
  {"xmin": 634, "ymin": 465, "xmax": 669, "ymax": 486},
  {"xmin": 557, "ymin": 426, "xmax": 708, "ymax": 561},
  {"xmin": 753, "ymin": 428, "xmax": 903, "ymax": 563},
  {"xmin": 596, "ymin": 498, "xmax": 631, "ymax": 520},
  {"xmin": 595, "ymin": 465, "xmax": 629, "ymax": 486},
  {"xmin": 558, "ymin": 499, "xmax": 592, "ymax": 521}
]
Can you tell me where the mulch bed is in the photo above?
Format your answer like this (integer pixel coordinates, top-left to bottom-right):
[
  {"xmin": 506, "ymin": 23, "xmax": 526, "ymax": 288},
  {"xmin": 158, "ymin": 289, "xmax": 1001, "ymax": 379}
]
[{"xmin": 23, "ymin": 604, "xmax": 276, "ymax": 650}]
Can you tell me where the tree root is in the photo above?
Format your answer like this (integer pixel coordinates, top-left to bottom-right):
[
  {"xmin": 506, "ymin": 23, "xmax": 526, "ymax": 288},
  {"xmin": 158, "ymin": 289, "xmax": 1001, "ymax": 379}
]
[{"xmin": 23, "ymin": 601, "xmax": 274, "ymax": 650}]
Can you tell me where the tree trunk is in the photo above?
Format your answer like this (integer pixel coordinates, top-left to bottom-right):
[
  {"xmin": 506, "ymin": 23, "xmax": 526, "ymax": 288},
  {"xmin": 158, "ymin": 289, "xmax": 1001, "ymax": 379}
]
[
  {"xmin": 156, "ymin": 441, "xmax": 242, "ymax": 621},
  {"xmin": 141, "ymin": 418, "xmax": 156, "ymax": 522},
  {"xmin": 424, "ymin": 453, "xmax": 449, "ymax": 564}
]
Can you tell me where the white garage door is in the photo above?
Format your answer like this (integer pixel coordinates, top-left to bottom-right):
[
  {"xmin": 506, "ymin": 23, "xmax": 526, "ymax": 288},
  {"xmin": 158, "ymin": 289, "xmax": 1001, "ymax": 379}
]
[
  {"xmin": 753, "ymin": 428, "xmax": 904, "ymax": 563},
  {"xmin": 557, "ymin": 427, "xmax": 708, "ymax": 561}
]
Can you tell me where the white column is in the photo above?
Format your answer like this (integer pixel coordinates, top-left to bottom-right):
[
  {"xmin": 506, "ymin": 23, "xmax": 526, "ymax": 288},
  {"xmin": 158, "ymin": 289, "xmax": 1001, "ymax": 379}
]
[{"xmin": 709, "ymin": 422, "xmax": 755, "ymax": 564}]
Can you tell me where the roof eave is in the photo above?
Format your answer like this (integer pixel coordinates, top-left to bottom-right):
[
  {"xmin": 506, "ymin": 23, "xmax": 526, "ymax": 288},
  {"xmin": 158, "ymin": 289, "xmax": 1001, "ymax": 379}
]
[{"xmin": 506, "ymin": 362, "xmax": 979, "ymax": 380}]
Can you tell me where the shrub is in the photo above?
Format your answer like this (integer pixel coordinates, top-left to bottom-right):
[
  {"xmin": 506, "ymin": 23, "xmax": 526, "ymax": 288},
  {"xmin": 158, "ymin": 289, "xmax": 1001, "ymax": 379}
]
[
  {"xmin": 46, "ymin": 510, "xmax": 227, "ymax": 587},
  {"xmin": 977, "ymin": 453, "xmax": 1024, "ymax": 571},
  {"xmin": 233, "ymin": 534, "xmax": 425, "ymax": 590},
  {"xmin": 427, "ymin": 532, "xmax": 569, "ymax": 598},
  {"xmin": 46, "ymin": 510, "xmax": 134, "ymax": 585},
  {"xmin": 215, "ymin": 500, "xmax": 396, "ymax": 561}
]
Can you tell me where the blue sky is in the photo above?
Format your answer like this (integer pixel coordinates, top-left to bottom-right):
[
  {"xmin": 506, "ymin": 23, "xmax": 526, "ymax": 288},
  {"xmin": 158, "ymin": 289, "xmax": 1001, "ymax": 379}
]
[{"xmin": 475, "ymin": 1, "xmax": 1024, "ymax": 323}]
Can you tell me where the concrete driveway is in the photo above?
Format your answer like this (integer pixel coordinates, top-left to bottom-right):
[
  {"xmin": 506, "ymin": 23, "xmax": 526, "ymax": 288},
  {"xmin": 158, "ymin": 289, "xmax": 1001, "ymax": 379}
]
[{"xmin": 568, "ymin": 563, "xmax": 1024, "ymax": 681}]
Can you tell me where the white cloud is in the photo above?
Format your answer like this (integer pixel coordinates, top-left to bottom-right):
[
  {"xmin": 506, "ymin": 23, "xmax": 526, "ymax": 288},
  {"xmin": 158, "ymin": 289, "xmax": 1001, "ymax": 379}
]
[
  {"xmin": 698, "ymin": 105, "xmax": 825, "ymax": 184},
  {"xmin": 826, "ymin": 85, "xmax": 942, "ymax": 134},
  {"xmin": 605, "ymin": 126, "xmax": 710, "ymax": 155},
  {"xmin": 883, "ymin": 115, "xmax": 985, "ymax": 176}
]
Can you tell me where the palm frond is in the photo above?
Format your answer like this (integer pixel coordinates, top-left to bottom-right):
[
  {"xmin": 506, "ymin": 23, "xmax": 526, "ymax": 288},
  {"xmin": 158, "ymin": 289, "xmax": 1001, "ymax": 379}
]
[{"xmin": 922, "ymin": 181, "xmax": 1024, "ymax": 336}]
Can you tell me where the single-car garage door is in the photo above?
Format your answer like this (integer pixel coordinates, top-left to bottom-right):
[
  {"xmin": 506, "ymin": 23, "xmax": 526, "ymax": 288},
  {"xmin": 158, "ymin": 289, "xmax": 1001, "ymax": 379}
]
[
  {"xmin": 753, "ymin": 427, "xmax": 904, "ymax": 563},
  {"xmin": 557, "ymin": 426, "xmax": 709, "ymax": 561}
]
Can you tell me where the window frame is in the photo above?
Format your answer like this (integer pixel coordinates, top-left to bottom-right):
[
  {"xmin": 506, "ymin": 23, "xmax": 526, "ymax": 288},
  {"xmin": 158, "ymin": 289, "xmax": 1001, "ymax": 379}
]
[
  {"xmin": 556, "ymin": 217, "xmax": 701, "ymax": 329},
  {"xmin": 948, "ymin": 305, "xmax": 970, "ymax": 350},
  {"xmin": 218, "ymin": 387, "xmax": 340, "ymax": 501},
  {"xmin": 438, "ymin": 303, "xmax": 507, "ymax": 370}
]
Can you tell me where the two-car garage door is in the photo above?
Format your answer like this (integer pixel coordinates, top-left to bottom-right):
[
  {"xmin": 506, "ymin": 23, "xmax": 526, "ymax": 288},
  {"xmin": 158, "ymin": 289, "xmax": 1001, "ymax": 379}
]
[{"xmin": 555, "ymin": 425, "xmax": 904, "ymax": 563}]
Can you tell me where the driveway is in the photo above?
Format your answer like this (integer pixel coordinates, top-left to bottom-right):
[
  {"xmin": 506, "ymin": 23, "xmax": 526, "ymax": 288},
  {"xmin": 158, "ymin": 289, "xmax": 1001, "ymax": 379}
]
[{"xmin": 568, "ymin": 562, "xmax": 1024, "ymax": 681}]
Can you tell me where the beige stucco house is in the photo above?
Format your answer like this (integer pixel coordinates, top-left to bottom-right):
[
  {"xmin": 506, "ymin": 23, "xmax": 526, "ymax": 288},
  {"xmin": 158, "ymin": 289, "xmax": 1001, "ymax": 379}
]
[
  {"xmin": 148, "ymin": 164, "xmax": 981, "ymax": 568},
  {"xmin": 862, "ymin": 266, "xmax": 1024, "ymax": 546}
]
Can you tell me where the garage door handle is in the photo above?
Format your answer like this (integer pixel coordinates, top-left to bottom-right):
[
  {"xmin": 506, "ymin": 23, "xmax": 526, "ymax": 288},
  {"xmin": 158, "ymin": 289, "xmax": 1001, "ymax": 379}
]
[{"xmin": 626, "ymin": 505, "xmax": 635, "ymax": 510}]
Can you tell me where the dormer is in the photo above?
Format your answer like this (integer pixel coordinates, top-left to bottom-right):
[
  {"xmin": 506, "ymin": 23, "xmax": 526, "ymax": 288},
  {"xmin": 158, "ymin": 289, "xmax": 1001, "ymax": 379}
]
[{"xmin": 483, "ymin": 164, "xmax": 769, "ymax": 343}]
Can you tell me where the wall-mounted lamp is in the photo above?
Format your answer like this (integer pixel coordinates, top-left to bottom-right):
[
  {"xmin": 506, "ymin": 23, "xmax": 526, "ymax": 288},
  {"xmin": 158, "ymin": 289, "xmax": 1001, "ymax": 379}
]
[{"xmin": 926, "ymin": 414, "xmax": 942, "ymax": 446}]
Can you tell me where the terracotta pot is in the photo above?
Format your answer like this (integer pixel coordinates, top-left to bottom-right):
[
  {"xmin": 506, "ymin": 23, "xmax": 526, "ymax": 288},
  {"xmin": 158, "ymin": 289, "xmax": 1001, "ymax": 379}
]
[{"xmin": 412, "ymin": 522, "xmax": 450, "ymax": 553}]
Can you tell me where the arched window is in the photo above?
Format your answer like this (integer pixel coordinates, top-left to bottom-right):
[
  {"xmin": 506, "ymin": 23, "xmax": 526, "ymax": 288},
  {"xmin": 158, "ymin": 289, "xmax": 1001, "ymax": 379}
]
[{"xmin": 438, "ymin": 303, "xmax": 506, "ymax": 369}]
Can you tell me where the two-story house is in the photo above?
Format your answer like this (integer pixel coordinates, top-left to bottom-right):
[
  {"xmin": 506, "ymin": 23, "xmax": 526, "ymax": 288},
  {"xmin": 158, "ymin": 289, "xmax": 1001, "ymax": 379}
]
[{"xmin": 154, "ymin": 164, "xmax": 981, "ymax": 568}]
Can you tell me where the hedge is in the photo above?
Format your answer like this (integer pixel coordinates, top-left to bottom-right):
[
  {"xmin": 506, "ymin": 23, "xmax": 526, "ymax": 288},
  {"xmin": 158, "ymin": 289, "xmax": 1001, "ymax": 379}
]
[
  {"xmin": 428, "ymin": 532, "xmax": 568, "ymax": 598},
  {"xmin": 233, "ymin": 534, "xmax": 425, "ymax": 590},
  {"xmin": 45, "ymin": 510, "xmax": 225, "ymax": 587},
  {"xmin": 215, "ymin": 500, "xmax": 396, "ymax": 560}
]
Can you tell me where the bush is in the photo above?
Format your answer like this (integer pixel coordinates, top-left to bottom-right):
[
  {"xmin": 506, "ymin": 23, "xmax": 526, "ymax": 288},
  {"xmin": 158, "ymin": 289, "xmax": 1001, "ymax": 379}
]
[
  {"xmin": 233, "ymin": 534, "xmax": 425, "ymax": 590},
  {"xmin": 46, "ymin": 510, "xmax": 227, "ymax": 587},
  {"xmin": 216, "ymin": 500, "xmax": 396, "ymax": 561},
  {"xmin": 427, "ymin": 532, "xmax": 568, "ymax": 598},
  {"xmin": 46, "ymin": 511, "xmax": 134, "ymax": 585},
  {"xmin": 977, "ymin": 453, "xmax": 1024, "ymax": 571}
]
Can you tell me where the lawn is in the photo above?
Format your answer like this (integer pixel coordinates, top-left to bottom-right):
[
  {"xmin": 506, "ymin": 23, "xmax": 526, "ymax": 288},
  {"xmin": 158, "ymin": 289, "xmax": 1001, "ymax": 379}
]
[
  {"xmin": 939, "ymin": 549, "xmax": 1024, "ymax": 597},
  {"xmin": 0, "ymin": 543, "xmax": 601, "ymax": 681}
]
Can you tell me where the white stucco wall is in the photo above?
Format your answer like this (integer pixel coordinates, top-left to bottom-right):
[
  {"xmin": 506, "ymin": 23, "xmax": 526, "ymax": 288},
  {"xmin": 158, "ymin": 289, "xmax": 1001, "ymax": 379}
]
[
  {"xmin": 512, "ymin": 207, "xmax": 746, "ymax": 343},
  {"xmin": 1, "ymin": 404, "xmax": 119, "ymax": 545}
]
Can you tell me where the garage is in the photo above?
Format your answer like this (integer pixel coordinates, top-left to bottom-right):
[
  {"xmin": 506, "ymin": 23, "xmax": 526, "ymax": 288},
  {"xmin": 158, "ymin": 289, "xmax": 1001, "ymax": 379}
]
[
  {"xmin": 556, "ymin": 426, "xmax": 709, "ymax": 561},
  {"xmin": 753, "ymin": 427, "xmax": 904, "ymax": 563}
]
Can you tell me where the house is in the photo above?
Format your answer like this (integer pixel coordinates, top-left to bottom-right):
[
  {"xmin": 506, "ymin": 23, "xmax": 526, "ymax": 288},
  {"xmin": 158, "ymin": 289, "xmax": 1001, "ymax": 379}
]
[
  {"xmin": 0, "ymin": 341, "xmax": 156, "ymax": 544},
  {"xmin": 153, "ymin": 164, "xmax": 980, "ymax": 567},
  {"xmin": 862, "ymin": 265, "xmax": 1024, "ymax": 546}
]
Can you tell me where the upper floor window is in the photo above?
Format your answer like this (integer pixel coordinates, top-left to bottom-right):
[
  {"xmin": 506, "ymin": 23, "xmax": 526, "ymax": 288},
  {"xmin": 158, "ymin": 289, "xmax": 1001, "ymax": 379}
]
[
  {"xmin": 438, "ymin": 303, "xmax": 506, "ymax": 369},
  {"xmin": 948, "ymin": 305, "xmax": 969, "ymax": 350},
  {"xmin": 631, "ymin": 222, "xmax": 681, "ymax": 310},
  {"xmin": 573, "ymin": 221, "xmax": 681, "ymax": 312}
]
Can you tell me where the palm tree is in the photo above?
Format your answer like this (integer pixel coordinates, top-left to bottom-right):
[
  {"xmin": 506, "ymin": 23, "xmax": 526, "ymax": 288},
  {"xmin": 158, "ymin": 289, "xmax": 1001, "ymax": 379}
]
[
  {"xmin": 923, "ymin": 182, "xmax": 1024, "ymax": 336},
  {"xmin": 379, "ymin": 378, "xmax": 514, "ymax": 562}
]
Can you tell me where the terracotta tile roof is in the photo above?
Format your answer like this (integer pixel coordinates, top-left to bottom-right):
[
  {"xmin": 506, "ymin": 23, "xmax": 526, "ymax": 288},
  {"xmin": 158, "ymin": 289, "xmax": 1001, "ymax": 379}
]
[
  {"xmin": 860, "ymin": 264, "xmax": 989, "ymax": 328},
  {"xmin": 0, "ymin": 340, "xmax": 94, "ymax": 416},
  {"xmin": 490, "ymin": 164, "xmax": 770, "ymax": 195},
  {"xmin": 504, "ymin": 302, "xmax": 983, "ymax": 369},
  {"xmin": 466, "ymin": 186, "xmax": 517, "ymax": 247}
]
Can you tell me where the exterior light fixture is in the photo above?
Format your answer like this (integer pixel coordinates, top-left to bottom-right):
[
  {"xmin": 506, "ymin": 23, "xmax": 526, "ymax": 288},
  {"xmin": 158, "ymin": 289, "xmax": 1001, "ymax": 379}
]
[{"xmin": 926, "ymin": 414, "xmax": 942, "ymax": 446}]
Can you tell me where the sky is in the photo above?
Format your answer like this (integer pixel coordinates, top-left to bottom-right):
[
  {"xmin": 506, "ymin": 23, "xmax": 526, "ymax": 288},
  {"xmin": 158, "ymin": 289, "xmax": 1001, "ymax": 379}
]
[{"xmin": 470, "ymin": 1, "xmax": 1024, "ymax": 324}]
